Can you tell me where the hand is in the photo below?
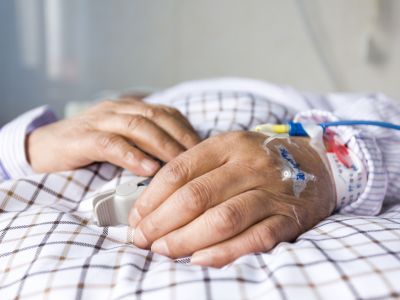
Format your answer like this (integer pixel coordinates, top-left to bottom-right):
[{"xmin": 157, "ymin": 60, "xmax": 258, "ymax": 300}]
[
  {"xmin": 27, "ymin": 98, "xmax": 201, "ymax": 176},
  {"xmin": 129, "ymin": 131, "xmax": 336, "ymax": 267}
]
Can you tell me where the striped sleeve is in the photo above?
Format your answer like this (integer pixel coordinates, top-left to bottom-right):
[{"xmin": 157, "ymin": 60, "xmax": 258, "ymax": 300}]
[
  {"xmin": 0, "ymin": 106, "xmax": 57, "ymax": 181},
  {"xmin": 295, "ymin": 93, "xmax": 400, "ymax": 215}
]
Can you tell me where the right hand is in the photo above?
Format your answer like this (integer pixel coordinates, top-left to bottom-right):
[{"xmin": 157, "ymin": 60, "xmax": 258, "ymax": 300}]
[
  {"xmin": 27, "ymin": 97, "xmax": 201, "ymax": 176},
  {"xmin": 130, "ymin": 131, "xmax": 335, "ymax": 267}
]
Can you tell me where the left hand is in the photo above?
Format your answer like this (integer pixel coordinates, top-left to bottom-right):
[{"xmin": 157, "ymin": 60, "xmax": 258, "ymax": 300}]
[
  {"xmin": 129, "ymin": 131, "xmax": 336, "ymax": 268},
  {"xmin": 27, "ymin": 97, "xmax": 200, "ymax": 176}
]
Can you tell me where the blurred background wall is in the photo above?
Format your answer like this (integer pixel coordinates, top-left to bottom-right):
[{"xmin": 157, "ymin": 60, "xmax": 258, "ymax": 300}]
[{"xmin": 1, "ymin": 0, "xmax": 399, "ymax": 123}]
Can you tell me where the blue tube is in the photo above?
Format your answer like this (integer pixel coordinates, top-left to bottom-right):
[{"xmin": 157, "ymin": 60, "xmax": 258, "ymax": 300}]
[
  {"xmin": 287, "ymin": 120, "xmax": 400, "ymax": 136},
  {"xmin": 319, "ymin": 120, "xmax": 400, "ymax": 131}
]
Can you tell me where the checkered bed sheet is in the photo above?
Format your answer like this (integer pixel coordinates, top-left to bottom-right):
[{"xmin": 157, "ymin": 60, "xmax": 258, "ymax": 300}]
[
  {"xmin": 1, "ymin": 85, "xmax": 400, "ymax": 299},
  {"xmin": 0, "ymin": 165, "xmax": 399, "ymax": 300}
]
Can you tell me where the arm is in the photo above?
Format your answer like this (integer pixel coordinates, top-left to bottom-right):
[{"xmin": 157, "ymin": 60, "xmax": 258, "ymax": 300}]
[{"xmin": 1, "ymin": 98, "xmax": 201, "ymax": 181}]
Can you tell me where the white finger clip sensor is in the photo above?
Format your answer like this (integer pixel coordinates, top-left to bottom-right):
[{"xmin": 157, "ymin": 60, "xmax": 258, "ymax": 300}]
[{"xmin": 92, "ymin": 177, "xmax": 151, "ymax": 226}]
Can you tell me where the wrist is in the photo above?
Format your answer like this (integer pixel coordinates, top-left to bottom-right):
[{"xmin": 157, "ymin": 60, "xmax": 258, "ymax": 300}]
[{"xmin": 26, "ymin": 126, "xmax": 46, "ymax": 173}]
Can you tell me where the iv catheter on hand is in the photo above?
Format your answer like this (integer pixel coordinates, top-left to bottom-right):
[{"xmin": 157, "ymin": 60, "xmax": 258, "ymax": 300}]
[
  {"xmin": 254, "ymin": 119, "xmax": 400, "ymax": 169},
  {"xmin": 254, "ymin": 120, "xmax": 400, "ymax": 137}
]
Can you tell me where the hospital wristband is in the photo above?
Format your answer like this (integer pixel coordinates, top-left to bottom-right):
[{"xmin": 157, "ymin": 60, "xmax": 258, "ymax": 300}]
[{"xmin": 325, "ymin": 148, "xmax": 368, "ymax": 211}]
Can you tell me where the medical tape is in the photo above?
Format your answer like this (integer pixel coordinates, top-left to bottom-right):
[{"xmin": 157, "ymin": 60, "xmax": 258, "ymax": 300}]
[{"xmin": 275, "ymin": 144, "xmax": 315, "ymax": 198}]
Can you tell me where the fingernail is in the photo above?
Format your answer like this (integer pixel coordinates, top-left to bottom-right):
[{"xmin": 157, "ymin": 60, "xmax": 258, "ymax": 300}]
[
  {"xmin": 141, "ymin": 159, "xmax": 159, "ymax": 174},
  {"xmin": 129, "ymin": 208, "xmax": 141, "ymax": 228},
  {"xmin": 151, "ymin": 239, "xmax": 170, "ymax": 257},
  {"xmin": 191, "ymin": 251, "xmax": 213, "ymax": 266},
  {"xmin": 133, "ymin": 228, "xmax": 148, "ymax": 247}
]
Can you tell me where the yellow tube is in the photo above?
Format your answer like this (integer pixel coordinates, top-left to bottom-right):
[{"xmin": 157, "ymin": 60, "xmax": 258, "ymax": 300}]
[
  {"xmin": 271, "ymin": 124, "xmax": 290, "ymax": 134},
  {"xmin": 253, "ymin": 124, "xmax": 290, "ymax": 134}
]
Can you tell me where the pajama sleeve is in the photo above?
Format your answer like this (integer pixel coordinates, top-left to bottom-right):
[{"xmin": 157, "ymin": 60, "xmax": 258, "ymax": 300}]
[
  {"xmin": 0, "ymin": 106, "xmax": 57, "ymax": 181},
  {"xmin": 295, "ymin": 93, "xmax": 400, "ymax": 215}
]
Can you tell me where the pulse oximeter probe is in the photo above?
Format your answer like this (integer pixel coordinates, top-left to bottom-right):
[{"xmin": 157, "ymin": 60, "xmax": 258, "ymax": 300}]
[{"xmin": 92, "ymin": 177, "xmax": 151, "ymax": 226}]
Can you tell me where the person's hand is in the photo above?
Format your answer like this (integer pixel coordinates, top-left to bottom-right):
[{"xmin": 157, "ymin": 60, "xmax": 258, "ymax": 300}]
[
  {"xmin": 27, "ymin": 98, "xmax": 201, "ymax": 176},
  {"xmin": 129, "ymin": 131, "xmax": 336, "ymax": 267}
]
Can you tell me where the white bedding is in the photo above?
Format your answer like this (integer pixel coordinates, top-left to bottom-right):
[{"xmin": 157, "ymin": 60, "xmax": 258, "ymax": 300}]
[
  {"xmin": 0, "ymin": 165, "xmax": 399, "ymax": 299},
  {"xmin": 1, "ymin": 79, "xmax": 400, "ymax": 299}
]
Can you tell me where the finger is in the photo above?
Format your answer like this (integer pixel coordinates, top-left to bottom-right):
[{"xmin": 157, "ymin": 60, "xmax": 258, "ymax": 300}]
[
  {"xmin": 118, "ymin": 94, "xmax": 148, "ymax": 100},
  {"xmin": 157, "ymin": 104, "xmax": 197, "ymax": 133},
  {"xmin": 134, "ymin": 165, "xmax": 265, "ymax": 249},
  {"xmin": 149, "ymin": 190, "xmax": 275, "ymax": 257},
  {"xmin": 189, "ymin": 215, "xmax": 299, "ymax": 268},
  {"xmin": 110, "ymin": 102, "xmax": 201, "ymax": 148},
  {"xmin": 129, "ymin": 137, "xmax": 226, "ymax": 227},
  {"xmin": 87, "ymin": 131, "xmax": 160, "ymax": 176},
  {"xmin": 117, "ymin": 99, "xmax": 195, "ymax": 133},
  {"xmin": 93, "ymin": 113, "xmax": 186, "ymax": 162},
  {"xmin": 151, "ymin": 109, "xmax": 201, "ymax": 147}
]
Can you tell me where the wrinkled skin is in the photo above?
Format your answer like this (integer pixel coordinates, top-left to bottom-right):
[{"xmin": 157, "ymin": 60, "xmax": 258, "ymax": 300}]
[
  {"xmin": 28, "ymin": 98, "xmax": 201, "ymax": 176},
  {"xmin": 27, "ymin": 98, "xmax": 335, "ymax": 268},
  {"xmin": 130, "ymin": 131, "xmax": 336, "ymax": 268}
]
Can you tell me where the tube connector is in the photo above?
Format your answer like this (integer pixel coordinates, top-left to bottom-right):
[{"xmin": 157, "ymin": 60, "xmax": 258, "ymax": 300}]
[{"xmin": 287, "ymin": 122, "xmax": 309, "ymax": 136}]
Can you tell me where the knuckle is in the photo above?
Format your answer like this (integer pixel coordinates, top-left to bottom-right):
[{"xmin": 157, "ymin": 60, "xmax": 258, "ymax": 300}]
[
  {"xmin": 124, "ymin": 114, "xmax": 146, "ymax": 132},
  {"xmin": 170, "ymin": 108, "xmax": 182, "ymax": 116},
  {"xmin": 211, "ymin": 204, "xmax": 243, "ymax": 236},
  {"xmin": 157, "ymin": 136, "xmax": 174, "ymax": 152},
  {"xmin": 212, "ymin": 131, "xmax": 245, "ymax": 146},
  {"xmin": 227, "ymin": 131, "xmax": 249, "ymax": 142},
  {"xmin": 179, "ymin": 179, "xmax": 213, "ymax": 213},
  {"xmin": 122, "ymin": 150, "xmax": 135, "ymax": 162},
  {"xmin": 179, "ymin": 131, "xmax": 196, "ymax": 146},
  {"xmin": 163, "ymin": 238, "xmax": 185, "ymax": 259},
  {"xmin": 96, "ymin": 134, "xmax": 121, "ymax": 151},
  {"xmin": 115, "ymin": 97, "xmax": 137, "ymax": 104},
  {"xmin": 134, "ymin": 200, "xmax": 147, "ymax": 216},
  {"xmin": 158, "ymin": 105, "xmax": 178, "ymax": 113},
  {"xmin": 98, "ymin": 99, "xmax": 115, "ymax": 110},
  {"xmin": 157, "ymin": 136, "xmax": 185, "ymax": 157},
  {"xmin": 249, "ymin": 223, "xmax": 278, "ymax": 251},
  {"xmin": 162, "ymin": 158, "xmax": 190, "ymax": 184},
  {"xmin": 74, "ymin": 116, "xmax": 93, "ymax": 131},
  {"xmin": 135, "ymin": 225, "xmax": 150, "ymax": 246},
  {"xmin": 141, "ymin": 217, "xmax": 161, "ymax": 240},
  {"xmin": 144, "ymin": 106, "xmax": 160, "ymax": 119},
  {"xmin": 165, "ymin": 107, "xmax": 181, "ymax": 117}
]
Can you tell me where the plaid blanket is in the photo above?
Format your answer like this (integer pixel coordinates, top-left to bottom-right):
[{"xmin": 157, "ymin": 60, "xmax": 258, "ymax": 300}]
[
  {"xmin": 1, "ymin": 166, "xmax": 399, "ymax": 299},
  {"xmin": 1, "ymin": 79, "xmax": 400, "ymax": 299}
]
